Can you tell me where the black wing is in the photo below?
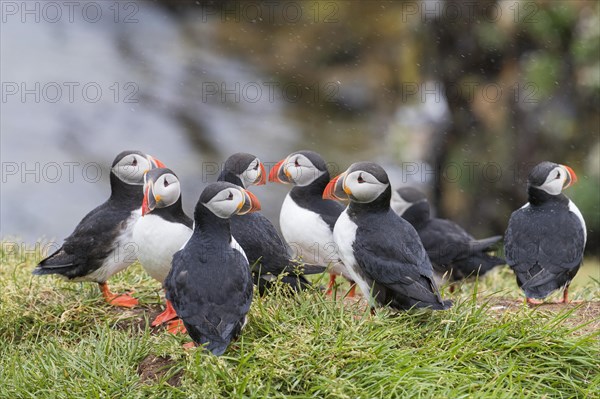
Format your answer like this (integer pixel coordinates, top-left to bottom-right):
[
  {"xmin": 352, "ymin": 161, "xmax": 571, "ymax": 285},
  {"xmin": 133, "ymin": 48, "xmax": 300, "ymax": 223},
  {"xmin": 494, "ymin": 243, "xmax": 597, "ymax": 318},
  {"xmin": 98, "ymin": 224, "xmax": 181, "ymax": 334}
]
[
  {"xmin": 419, "ymin": 219, "xmax": 504, "ymax": 279},
  {"xmin": 419, "ymin": 218, "xmax": 473, "ymax": 266},
  {"xmin": 231, "ymin": 213, "xmax": 322, "ymax": 293},
  {"xmin": 505, "ymin": 206, "xmax": 585, "ymax": 298},
  {"xmin": 166, "ymin": 242, "xmax": 253, "ymax": 355},
  {"xmin": 33, "ymin": 201, "xmax": 132, "ymax": 280},
  {"xmin": 354, "ymin": 212, "xmax": 451, "ymax": 310}
]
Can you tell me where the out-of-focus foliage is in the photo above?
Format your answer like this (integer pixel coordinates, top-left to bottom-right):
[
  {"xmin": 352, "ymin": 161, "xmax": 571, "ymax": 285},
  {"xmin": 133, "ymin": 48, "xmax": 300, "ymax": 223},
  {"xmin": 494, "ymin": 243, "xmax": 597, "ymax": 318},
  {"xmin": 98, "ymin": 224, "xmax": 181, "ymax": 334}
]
[{"xmin": 161, "ymin": 0, "xmax": 599, "ymax": 254}]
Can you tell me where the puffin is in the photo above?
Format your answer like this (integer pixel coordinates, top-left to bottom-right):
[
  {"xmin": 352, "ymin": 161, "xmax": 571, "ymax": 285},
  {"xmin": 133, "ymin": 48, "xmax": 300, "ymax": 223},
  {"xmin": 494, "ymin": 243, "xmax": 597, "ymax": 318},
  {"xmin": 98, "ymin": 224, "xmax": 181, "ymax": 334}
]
[
  {"xmin": 504, "ymin": 162, "xmax": 586, "ymax": 305},
  {"xmin": 218, "ymin": 152, "xmax": 325, "ymax": 294},
  {"xmin": 323, "ymin": 162, "xmax": 452, "ymax": 311},
  {"xmin": 132, "ymin": 168, "xmax": 193, "ymax": 328},
  {"xmin": 32, "ymin": 150, "xmax": 165, "ymax": 307},
  {"xmin": 392, "ymin": 187, "xmax": 504, "ymax": 288},
  {"xmin": 268, "ymin": 150, "xmax": 355, "ymax": 296},
  {"xmin": 164, "ymin": 182, "xmax": 260, "ymax": 355}
]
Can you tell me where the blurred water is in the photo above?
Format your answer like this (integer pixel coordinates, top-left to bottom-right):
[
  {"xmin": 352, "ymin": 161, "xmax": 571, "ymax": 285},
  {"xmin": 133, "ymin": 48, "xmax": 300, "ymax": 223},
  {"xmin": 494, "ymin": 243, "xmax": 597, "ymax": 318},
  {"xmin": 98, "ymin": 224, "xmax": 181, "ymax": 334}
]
[{"xmin": 1, "ymin": 1, "xmax": 392, "ymax": 243}]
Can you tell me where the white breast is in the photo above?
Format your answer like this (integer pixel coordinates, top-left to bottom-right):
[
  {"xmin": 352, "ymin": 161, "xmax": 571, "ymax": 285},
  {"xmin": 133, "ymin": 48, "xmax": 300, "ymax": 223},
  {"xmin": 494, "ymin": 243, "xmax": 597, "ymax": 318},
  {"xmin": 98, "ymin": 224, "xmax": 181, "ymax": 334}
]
[
  {"xmin": 568, "ymin": 200, "xmax": 587, "ymax": 243},
  {"xmin": 230, "ymin": 235, "xmax": 249, "ymax": 264},
  {"xmin": 80, "ymin": 208, "xmax": 142, "ymax": 283},
  {"xmin": 333, "ymin": 210, "xmax": 375, "ymax": 306},
  {"xmin": 132, "ymin": 214, "xmax": 192, "ymax": 283},
  {"xmin": 279, "ymin": 194, "xmax": 348, "ymax": 277}
]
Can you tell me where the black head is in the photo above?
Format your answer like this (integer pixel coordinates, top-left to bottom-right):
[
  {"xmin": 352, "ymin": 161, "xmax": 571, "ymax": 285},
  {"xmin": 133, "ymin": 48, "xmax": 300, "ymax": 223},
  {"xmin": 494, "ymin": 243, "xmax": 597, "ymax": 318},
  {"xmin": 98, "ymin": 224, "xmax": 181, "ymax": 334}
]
[
  {"xmin": 527, "ymin": 161, "xmax": 577, "ymax": 196},
  {"xmin": 324, "ymin": 161, "xmax": 391, "ymax": 209},
  {"xmin": 141, "ymin": 168, "xmax": 181, "ymax": 216},
  {"xmin": 196, "ymin": 181, "xmax": 261, "ymax": 221},
  {"xmin": 220, "ymin": 152, "xmax": 266, "ymax": 188},
  {"xmin": 391, "ymin": 187, "xmax": 429, "ymax": 216},
  {"xmin": 269, "ymin": 150, "xmax": 329, "ymax": 187},
  {"xmin": 111, "ymin": 150, "xmax": 165, "ymax": 186}
]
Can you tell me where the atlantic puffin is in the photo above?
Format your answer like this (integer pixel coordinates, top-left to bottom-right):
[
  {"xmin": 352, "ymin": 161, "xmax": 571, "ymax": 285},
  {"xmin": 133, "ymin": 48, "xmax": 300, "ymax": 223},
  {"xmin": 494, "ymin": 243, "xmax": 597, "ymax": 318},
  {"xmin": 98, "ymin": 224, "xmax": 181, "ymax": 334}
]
[
  {"xmin": 504, "ymin": 162, "xmax": 586, "ymax": 305},
  {"xmin": 392, "ymin": 187, "xmax": 504, "ymax": 288},
  {"xmin": 269, "ymin": 151, "xmax": 355, "ymax": 296},
  {"xmin": 33, "ymin": 150, "xmax": 165, "ymax": 307},
  {"xmin": 164, "ymin": 182, "xmax": 259, "ymax": 355},
  {"xmin": 324, "ymin": 162, "xmax": 452, "ymax": 311},
  {"xmin": 132, "ymin": 168, "xmax": 193, "ymax": 327},
  {"xmin": 218, "ymin": 152, "xmax": 325, "ymax": 294}
]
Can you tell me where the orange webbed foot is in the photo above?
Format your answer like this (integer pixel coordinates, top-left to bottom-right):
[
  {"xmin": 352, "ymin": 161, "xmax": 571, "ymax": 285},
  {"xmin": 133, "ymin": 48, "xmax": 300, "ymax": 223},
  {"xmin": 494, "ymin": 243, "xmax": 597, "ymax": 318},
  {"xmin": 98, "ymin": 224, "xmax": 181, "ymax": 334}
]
[
  {"xmin": 166, "ymin": 319, "xmax": 187, "ymax": 335},
  {"xmin": 99, "ymin": 283, "xmax": 138, "ymax": 308},
  {"xmin": 151, "ymin": 300, "xmax": 178, "ymax": 326}
]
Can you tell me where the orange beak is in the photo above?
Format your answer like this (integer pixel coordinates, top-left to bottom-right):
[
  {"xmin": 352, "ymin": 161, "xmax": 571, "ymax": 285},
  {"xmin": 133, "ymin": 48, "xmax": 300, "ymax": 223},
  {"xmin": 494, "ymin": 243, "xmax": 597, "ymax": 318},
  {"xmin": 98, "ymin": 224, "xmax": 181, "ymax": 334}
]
[
  {"xmin": 562, "ymin": 165, "xmax": 578, "ymax": 188},
  {"xmin": 256, "ymin": 162, "xmax": 267, "ymax": 186},
  {"xmin": 268, "ymin": 159, "xmax": 291, "ymax": 184},
  {"xmin": 238, "ymin": 189, "xmax": 261, "ymax": 215},
  {"xmin": 323, "ymin": 173, "xmax": 348, "ymax": 200},
  {"xmin": 141, "ymin": 185, "xmax": 151, "ymax": 216},
  {"xmin": 148, "ymin": 155, "xmax": 166, "ymax": 169}
]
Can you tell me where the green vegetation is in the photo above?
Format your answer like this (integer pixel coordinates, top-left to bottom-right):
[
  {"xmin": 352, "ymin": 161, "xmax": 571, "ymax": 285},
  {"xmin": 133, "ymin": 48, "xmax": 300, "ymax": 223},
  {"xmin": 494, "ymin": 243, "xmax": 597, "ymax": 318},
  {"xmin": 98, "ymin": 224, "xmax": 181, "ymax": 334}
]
[{"xmin": 1, "ymin": 243, "xmax": 598, "ymax": 398}]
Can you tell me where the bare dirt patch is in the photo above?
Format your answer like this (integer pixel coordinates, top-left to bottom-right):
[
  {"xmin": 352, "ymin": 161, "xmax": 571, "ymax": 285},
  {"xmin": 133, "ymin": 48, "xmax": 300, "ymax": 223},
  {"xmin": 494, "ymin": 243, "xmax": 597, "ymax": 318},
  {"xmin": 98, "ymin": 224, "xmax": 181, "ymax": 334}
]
[
  {"xmin": 112, "ymin": 304, "xmax": 164, "ymax": 332},
  {"xmin": 487, "ymin": 298, "xmax": 600, "ymax": 336},
  {"xmin": 137, "ymin": 354, "xmax": 182, "ymax": 386}
]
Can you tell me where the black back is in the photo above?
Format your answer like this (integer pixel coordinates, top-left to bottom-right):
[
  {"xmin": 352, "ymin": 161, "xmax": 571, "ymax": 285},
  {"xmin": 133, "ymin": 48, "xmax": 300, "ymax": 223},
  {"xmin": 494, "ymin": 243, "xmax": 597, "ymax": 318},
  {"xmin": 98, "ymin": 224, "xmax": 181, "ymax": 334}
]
[
  {"xmin": 165, "ymin": 200, "xmax": 253, "ymax": 355},
  {"xmin": 33, "ymin": 170, "xmax": 143, "ymax": 281},
  {"xmin": 505, "ymin": 194, "xmax": 584, "ymax": 299},
  {"xmin": 348, "ymin": 186, "xmax": 451, "ymax": 310},
  {"xmin": 402, "ymin": 202, "xmax": 504, "ymax": 281},
  {"xmin": 219, "ymin": 171, "xmax": 313, "ymax": 293}
]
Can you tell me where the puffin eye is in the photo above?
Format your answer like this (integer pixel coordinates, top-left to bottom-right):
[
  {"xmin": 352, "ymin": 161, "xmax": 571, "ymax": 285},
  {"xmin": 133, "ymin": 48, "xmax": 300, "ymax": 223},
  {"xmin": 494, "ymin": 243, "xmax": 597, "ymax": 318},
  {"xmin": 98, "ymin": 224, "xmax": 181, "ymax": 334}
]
[
  {"xmin": 357, "ymin": 174, "xmax": 365, "ymax": 183},
  {"xmin": 164, "ymin": 179, "xmax": 170, "ymax": 187},
  {"xmin": 227, "ymin": 192, "xmax": 234, "ymax": 200},
  {"xmin": 294, "ymin": 158, "xmax": 300, "ymax": 167},
  {"xmin": 555, "ymin": 171, "xmax": 561, "ymax": 179},
  {"xmin": 131, "ymin": 157, "xmax": 138, "ymax": 167},
  {"xmin": 253, "ymin": 162, "xmax": 259, "ymax": 171}
]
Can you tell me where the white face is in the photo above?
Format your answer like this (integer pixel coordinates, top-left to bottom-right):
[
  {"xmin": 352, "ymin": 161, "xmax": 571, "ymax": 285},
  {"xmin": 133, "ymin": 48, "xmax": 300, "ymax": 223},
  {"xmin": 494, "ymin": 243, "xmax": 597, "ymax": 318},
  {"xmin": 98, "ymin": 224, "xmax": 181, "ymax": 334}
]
[
  {"xmin": 112, "ymin": 153, "xmax": 151, "ymax": 185},
  {"xmin": 147, "ymin": 173, "xmax": 181, "ymax": 209},
  {"xmin": 284, "ymin": 154, "xmax": 325, "ymax": 187},
  {"xmin": 535, "ymin": 165, "xmax": 570, "ymax": 195},
  {"xmin": 390, "ymin": 189, "xmax": 412, "ymax": 216},
  {"xmin": 240, "ymin": 158, "xmax": 261, "ymax": 189},
  {"xmin": 344, "ymin": 170, "xmax": 389, "ymax": 203},
  {"xmin": 204, "ymin": 187, "xmax": 246, "ymax": 219}
]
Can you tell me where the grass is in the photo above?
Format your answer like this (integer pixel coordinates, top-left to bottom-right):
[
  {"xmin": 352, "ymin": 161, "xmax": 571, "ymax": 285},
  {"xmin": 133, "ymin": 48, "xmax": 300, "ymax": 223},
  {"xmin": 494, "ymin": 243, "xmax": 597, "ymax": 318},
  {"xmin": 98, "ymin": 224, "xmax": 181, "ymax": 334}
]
[{"xmin": 1, "ymin": 241, "xmax": 599, "ymax": 399}]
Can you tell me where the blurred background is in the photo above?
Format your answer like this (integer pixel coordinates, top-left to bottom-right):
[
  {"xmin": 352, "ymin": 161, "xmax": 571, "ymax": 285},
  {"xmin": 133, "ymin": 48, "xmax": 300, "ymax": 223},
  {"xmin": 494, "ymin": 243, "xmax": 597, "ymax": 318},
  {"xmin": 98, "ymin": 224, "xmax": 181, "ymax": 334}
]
[{"xmin": 1, "ymin": 0, "xmax": 598, "ymax": 256}]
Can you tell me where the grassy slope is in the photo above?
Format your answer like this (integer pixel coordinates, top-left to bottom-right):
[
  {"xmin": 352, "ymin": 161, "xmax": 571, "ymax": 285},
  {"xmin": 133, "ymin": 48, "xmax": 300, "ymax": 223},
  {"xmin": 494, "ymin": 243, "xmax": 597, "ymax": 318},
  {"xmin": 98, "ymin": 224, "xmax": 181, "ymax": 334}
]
[{"xmin": 0, "ymin": 243, "xmax": 598, "ymax": 399}]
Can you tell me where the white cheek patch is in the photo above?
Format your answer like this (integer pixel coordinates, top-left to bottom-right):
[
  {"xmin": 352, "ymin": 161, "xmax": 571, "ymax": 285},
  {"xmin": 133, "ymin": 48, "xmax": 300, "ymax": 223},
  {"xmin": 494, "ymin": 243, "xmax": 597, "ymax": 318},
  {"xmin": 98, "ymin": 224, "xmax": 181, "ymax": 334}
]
[
  {"xmin": 242, "ymin": 168, "xmax": 259, "ymax": 187},
  {"xmin": 154, "ymin": 176, "xmax": 181, "ymax": 208},
  {"xmin": 346, "ymin": 174, "xmax": 389, "ymax": 203},
  {"xmin": 295, "ymin": 167, "xmax": 325, "ymax": 186},
  {"xmin": 285, "ymin": 155, "xmax": 326, "ymax": 187},
  {"xmin": 160, "ymin": 186, "xmax": 181, "ymax": 208},
  {"xmin": 113, "ymin": 156, "xmax": 150, "ymax": 185},
  {"xmin": 535, "ymin": 167, "xmax": 566, "ymax": 196},
  {"xmin": 390, "ymin": 190, "xmax": 412, "ymax": 216},
  {"xmin": 206, "ymin": 190, "xmax": 243, "ymax": 218}
]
